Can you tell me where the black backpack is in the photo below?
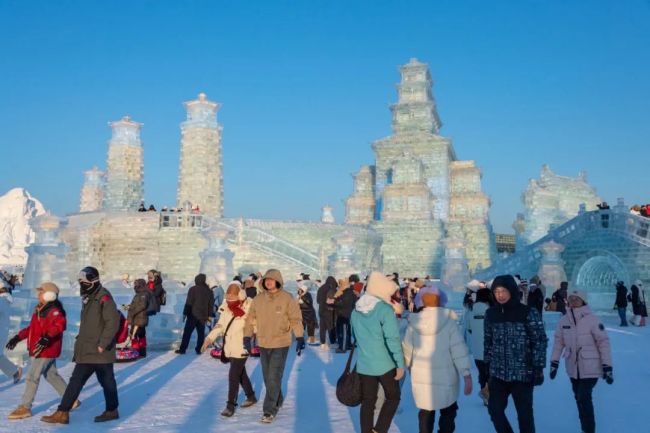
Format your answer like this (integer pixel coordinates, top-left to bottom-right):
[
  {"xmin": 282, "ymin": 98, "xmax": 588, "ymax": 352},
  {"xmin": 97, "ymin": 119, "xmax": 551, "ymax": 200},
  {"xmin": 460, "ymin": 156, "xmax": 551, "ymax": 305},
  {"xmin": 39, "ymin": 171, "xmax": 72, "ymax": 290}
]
[{"xmin": 336, "ymin": 345, "xmax": 361, "ymax": 407}]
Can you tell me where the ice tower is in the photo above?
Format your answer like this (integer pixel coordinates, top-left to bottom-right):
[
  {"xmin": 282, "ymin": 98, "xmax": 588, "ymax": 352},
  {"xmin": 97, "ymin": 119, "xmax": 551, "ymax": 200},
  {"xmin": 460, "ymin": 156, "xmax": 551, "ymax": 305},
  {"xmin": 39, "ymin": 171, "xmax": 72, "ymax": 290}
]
[
  {"xmin": 102, "ymin": 116, "xmax": 144, "ymax": 211},
  {"xmin": 79, "ymin": 166, "xmax": 105, "ymax": 213},
  {"xmin": 176, "ymin": 93, "xmax": 223, "ymax": 217}
]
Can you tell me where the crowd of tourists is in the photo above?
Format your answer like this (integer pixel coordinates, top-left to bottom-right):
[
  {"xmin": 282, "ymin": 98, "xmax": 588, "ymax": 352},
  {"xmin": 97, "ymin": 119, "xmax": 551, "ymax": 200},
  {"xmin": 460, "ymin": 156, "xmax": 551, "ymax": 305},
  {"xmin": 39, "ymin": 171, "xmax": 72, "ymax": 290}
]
[{"xmin": 0, "ymin": 266, "xmax": 636, "ymax": 433}]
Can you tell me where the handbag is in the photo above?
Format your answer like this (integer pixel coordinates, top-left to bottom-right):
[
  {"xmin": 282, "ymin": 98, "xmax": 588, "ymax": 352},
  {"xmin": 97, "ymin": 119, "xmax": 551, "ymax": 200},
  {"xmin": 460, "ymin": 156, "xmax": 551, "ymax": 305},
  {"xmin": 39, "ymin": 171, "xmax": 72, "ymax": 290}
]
[
  {"xmin": 336, "ymin": 345, "xmax": 362, "ymax": 407},
  {"xmin": 219, "ymin": 316, "xmax": 237, "ymax": 364}
]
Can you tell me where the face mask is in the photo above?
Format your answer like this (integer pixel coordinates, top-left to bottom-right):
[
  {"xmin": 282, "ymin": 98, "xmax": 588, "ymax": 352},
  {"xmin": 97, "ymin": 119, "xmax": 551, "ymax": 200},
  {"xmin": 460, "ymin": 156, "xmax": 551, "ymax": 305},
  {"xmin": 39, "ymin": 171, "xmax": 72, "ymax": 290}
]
[{"xmin": 79, "ymin": 280, "xmax": 96, "ymax": 295}]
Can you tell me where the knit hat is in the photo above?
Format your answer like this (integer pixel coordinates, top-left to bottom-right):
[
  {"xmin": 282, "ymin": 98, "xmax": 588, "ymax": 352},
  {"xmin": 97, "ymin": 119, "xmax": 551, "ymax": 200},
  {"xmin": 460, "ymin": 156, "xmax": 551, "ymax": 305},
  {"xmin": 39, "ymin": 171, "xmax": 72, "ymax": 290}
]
[
  {"xmin": 568, "ymin": 290, "xmax": 588, "ymax": 304},
  {"xmin": 366, "ymin": 271, "xmax": 398, "ymax": 304},
  {"xmin": 37, "ymin": 282, "xmax": 59, "ymax": 302},
  {"xmin": 414, "ymin": 282, "xmax": 448, "ymax": 309},
  {"xmin": 226, "ymin": 280, "xmax": 246, "ymax": 301}
]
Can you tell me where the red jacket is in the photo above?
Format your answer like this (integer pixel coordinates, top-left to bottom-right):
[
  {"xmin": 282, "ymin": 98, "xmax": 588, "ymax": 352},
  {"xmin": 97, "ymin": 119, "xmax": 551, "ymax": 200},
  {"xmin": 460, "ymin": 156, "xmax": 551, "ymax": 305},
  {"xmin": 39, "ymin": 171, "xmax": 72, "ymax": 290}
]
[{"xmin": 18, "ymin": 301, "xmax": 67, "ymax": 358}]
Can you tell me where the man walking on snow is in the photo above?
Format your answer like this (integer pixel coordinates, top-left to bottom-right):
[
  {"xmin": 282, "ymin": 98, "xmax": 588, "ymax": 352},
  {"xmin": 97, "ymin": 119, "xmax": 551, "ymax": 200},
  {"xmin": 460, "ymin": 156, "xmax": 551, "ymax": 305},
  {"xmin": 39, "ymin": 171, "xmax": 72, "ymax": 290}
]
[{"xmin": 243, "ymin": 269, "xmax": 304, "ymax": 423}]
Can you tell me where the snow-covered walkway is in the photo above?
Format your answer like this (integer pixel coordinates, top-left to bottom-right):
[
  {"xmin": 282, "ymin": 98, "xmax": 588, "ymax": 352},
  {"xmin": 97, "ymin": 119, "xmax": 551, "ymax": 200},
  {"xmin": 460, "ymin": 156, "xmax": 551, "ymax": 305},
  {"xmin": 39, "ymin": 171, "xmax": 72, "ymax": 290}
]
[{"xmin": 1, "ymin": 314, "xmax": 647, "ymax": 433}]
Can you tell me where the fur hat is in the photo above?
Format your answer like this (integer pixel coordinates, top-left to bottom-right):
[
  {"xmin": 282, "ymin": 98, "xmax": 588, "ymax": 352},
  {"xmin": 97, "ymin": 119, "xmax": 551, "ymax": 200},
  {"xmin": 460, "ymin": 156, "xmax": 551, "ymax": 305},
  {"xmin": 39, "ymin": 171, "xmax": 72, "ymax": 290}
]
[
  {"xmin": 366, "ymin": 272, "xmax": 398, "ymax": 304},
  {"xmin": 568, "ymin": 289, "xmax": 588, "ymax": 304}
]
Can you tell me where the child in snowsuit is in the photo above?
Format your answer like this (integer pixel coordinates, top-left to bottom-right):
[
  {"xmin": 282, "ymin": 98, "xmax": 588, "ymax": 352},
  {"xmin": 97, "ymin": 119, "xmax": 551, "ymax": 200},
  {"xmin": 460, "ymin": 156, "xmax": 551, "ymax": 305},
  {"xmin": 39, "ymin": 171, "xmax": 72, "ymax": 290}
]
[
  {"xmin": 202, "ymin": 281, "xmax": 257, "ymax": 417},
  {"xmin": 549, "ymin": 290, "xmax": 613, "ymax": 433},
  {"xmin": 6, "ymin": 283, "xmax": 77, "ymax": 419}
]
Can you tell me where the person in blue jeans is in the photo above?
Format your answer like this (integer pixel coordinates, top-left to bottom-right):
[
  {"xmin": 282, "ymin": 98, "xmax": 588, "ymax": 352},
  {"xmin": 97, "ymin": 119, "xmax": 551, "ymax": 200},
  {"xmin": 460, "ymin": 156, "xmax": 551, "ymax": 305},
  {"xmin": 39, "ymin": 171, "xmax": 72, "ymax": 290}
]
[{"xmin": 351, "ymin": 271, "xmax": 405, "ymax": 433}]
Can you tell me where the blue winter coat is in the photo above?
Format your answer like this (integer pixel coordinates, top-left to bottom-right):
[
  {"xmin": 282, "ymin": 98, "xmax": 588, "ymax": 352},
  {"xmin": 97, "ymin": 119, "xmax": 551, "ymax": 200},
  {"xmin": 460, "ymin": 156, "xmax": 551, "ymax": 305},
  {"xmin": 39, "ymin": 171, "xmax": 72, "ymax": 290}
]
[{"xmin": 351, "ymin": 295, "xmax": 404, "ymax": 376}]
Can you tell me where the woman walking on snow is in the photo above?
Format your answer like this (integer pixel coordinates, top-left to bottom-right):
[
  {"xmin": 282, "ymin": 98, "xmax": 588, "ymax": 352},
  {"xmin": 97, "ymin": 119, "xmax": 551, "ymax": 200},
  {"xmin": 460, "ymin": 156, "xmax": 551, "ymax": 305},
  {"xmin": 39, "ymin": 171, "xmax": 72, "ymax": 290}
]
[
  {"xmin": 351, "ymin": 272, "xmax": 405, "ymax": 433},
  {"xmin": 549, "ymin": 290, "xmax": 613, "ymax": 433},
  {"xmin": 202, "ymin": 281, "xmax": 257, "ymax": 417},
  {"xmin": 403, "ymin": 285, "xmax": 473, "ymax": 433}
]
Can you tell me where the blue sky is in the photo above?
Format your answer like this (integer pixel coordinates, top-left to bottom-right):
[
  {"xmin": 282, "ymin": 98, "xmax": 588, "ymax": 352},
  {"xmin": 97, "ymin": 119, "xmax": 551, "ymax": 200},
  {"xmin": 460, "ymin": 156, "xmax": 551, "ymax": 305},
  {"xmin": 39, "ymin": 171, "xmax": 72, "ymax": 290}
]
[{"xmin": 1, "ymin": 0, "xmax": 649, "ymax": 232}]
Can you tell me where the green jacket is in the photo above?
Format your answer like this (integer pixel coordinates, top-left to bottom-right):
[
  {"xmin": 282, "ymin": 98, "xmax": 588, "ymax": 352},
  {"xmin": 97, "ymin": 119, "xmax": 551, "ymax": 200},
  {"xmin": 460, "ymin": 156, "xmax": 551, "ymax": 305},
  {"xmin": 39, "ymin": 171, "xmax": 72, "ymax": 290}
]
[
  {"xmin": 351, "ymin": 295, "xmax": 404, "ymax": 376},
  {"xmin": 73, "ymin": 285, "xmax": 120, "ymax": 364}
]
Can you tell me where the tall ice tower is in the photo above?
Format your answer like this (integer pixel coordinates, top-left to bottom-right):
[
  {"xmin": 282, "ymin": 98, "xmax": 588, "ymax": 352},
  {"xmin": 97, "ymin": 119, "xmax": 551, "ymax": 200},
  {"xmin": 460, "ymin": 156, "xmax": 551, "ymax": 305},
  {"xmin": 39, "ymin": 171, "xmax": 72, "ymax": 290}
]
[
  {"xmin": 176, "ymin": 92, "xmax": 223, "ymax": 217},
  {"xmin": 79, "ymin": 166, "xmax": 105, "ymax": 212},
  {"xmin": 102, "ymin": 116, "xmax": 144, "ymax": 211}
]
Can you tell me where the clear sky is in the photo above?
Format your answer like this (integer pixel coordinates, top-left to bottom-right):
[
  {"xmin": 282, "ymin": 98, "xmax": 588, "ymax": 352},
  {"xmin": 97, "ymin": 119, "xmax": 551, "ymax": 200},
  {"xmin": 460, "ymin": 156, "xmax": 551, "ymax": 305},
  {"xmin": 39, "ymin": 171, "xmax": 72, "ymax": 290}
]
[{"xmin": 1, "ymin": 0, "xmax": 649, "ymax": 233}]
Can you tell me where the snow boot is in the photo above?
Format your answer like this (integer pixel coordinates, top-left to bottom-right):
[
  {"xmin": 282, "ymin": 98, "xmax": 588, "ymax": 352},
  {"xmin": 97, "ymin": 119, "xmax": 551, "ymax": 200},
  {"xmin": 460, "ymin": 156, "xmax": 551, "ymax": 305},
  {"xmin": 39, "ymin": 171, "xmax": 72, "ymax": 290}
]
[
  {"xmin": 94, "ymin": 410, "xmax": 119, "ymax": 422},
  {"xmin": 221, "ymin": 405, "xmax": 236, "ymax": 417},
  {"xmin": 260, "ymin": 413, "xmax": 275, "ymax": 423},
  {"xmin": 8, "ymin": 405, "xmax": 31, "ymax": 420},
  {"xmin": 241, "ymin": 396, "xmax": 258, "ymax": 408},
  {"xmin": 41, "ymin": 410, "xmax": 69, "ymax": 424}
]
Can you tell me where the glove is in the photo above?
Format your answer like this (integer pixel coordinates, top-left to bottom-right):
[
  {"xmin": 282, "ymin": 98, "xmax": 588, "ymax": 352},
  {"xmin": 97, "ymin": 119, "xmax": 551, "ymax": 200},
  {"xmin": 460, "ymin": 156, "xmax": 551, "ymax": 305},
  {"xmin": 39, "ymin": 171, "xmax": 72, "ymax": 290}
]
[
  {"xmin": 602, "ymin": 365, "xmax": 613, "ymax": 384},
  {"xmin": 549, "ymin": 361, "xmax": 559, "ymax": 380},
  {"xmin": 295, "ymin": 337, "xmax": 305, "ymax": 356},
  {"xmin": 33, "ymin": 336, "xmax": 51, "ymax": 357},
  {"xmin": 243, "ymin": 337, "xmax": 252, "ymax": 354},
  {"xmin": 533, "ymin": 368, "xmax": 544, "ymax": 386},
  {"xmin": 5, "ymin": 334, "xmax": 20, "ymax": 350}
]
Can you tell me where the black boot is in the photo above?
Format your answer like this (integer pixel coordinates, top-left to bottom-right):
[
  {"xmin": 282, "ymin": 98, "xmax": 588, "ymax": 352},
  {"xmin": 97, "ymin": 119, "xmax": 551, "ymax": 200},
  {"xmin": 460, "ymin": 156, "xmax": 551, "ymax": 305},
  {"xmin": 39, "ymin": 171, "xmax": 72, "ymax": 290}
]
[
  {"xmin": 221, "ymin": 404, "xmax": 236, "ymax": 417},
  {"xmin": 94, "ymin": 410, "xmax": 119, "ymax": 422}
]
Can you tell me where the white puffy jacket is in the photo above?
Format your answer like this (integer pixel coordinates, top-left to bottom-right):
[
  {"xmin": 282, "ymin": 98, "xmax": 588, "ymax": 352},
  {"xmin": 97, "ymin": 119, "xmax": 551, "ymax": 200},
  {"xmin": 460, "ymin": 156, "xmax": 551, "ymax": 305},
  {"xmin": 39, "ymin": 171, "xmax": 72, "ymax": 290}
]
[
  {"xmin": 206, "ymin": 298, "xmax": 251, "ymax": 359},
  {"xmin": 465, "ymin": 301, "xmax": 489, "ymax": 361},
  {"xmin": 403, "ymin": 307, "xmax": 472, "ymax": 411}
]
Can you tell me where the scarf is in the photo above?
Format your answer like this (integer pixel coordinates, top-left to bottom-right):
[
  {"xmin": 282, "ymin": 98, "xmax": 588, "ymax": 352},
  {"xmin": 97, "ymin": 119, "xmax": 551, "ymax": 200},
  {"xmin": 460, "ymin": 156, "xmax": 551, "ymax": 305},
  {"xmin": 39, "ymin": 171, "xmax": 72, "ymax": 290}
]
[{"xmin": 227, "ymin": 300, "xmax": 246, "ymax": 317}]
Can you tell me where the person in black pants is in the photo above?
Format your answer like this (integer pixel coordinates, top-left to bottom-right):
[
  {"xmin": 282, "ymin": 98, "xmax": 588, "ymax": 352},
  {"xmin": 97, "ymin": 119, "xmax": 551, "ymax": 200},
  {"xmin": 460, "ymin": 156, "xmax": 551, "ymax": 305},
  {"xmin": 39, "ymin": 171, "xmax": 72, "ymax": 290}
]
[
  {"xmin": 360, "ymin": 369, "xmax": 402, "ymax": 433},
  {"xmin": 334, "ymin": 282, "xmax": 356, "ymax": 353},
  {"xmin": 176, "ymin": 274, "xmax": 215, "ymax": 354}
]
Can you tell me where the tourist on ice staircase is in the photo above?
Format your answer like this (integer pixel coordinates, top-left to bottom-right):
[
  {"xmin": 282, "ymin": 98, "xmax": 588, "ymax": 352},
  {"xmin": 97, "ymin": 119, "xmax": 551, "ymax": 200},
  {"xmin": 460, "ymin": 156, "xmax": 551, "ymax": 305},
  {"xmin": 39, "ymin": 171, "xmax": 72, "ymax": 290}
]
[
  {"xmin": 6, "ymin": 282, "xmax": 78, "ymax": 420},
  {"xmin": 0, "ymin": 280, "xmax": 21, "ymax": 385},
  {"xmin": 42, "ymin": 266, "xmax": 121, "ymax": 424},
  {"xmin": 126, "ymin": 278, "xmax": 152, "ymax": 358},
  {"xmin": 549, "ymin": 290, "xmax": 613, "ymax": 433},
  {"xmin": 351, "ymin": 271, "xmax": 405, "ymax": 433},
  {"xmin": 201, "ymin": 281, "xmax": 258, "ymax": 418},
  {"xmin": 464, "ymin": 285, "xmax": 493, "ymax": 407},
  {"xmin": 628, "ymin": 280, "xmax": 647, "ymax": 326},
  {"xmin": 484, "ymin": 275, "xmax": 547, "ymax": 433},
  {"xmin": 176, "ymin": 273, "xmax": 215, "ymax": 354},
  {"xmin": 403, "ymin": 284, "xmax": 473, "ymax": 433},
  {"xmin": 243, "ymin": 269, "xmax": 304, "ymax": 424}
]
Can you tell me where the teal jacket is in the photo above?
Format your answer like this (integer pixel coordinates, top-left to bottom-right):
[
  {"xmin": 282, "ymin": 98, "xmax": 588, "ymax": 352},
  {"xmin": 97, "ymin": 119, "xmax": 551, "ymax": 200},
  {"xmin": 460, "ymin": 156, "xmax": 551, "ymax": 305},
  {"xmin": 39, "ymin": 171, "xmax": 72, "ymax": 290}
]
[{"xmin": 351, "ymin": 295, "xmax": 405, "ymax": 376}]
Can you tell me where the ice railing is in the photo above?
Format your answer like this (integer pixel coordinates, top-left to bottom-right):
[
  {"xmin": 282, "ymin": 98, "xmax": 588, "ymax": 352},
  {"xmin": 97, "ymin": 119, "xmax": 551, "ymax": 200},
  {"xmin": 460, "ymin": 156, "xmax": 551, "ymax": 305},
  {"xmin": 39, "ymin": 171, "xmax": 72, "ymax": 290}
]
[{"xmin": 477, "ymin": 208, "xmax": 650, "ymax": 278}]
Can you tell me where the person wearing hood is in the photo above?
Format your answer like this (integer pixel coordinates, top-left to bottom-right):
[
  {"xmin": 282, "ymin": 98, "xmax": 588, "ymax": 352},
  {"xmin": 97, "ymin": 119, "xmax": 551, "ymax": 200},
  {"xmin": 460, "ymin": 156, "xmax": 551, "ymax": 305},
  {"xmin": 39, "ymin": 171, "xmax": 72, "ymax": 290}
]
[
  {"xmin": 614, "ymin": 281, "xmax": 628, "ymax": 327},
  {"xmin": 126, "ymin": 279, "xmax": 151, "ymax": 358},
  {"xmin": 0, "ymin": 281, "xmax": 21, "ymax": 385},
  {"xmin": 317, "ymin": 276, "xmax": 338, "ymax": 349},
  {"xmin": 628, "ymin": 280, "xmax": 647, "ymax": 326},
  {"xmin": 465, "ymin": 286, "xmax": 493, "ymax": 406},
  {"xmin": 484, "ymin": 275, "xmax": 547, "ymax": 433},
  {"xmin": 351, "ymin": 272, "xmax": 405, "ymax": 433},
  {"xmin": 202, "ymin": 281, "xmax": 258, "ymax": 417},
  {"xmin": 243, "ymin": 269, "xmax": 304, "ymax": 424},
  {"xmin": 6, "ymin": 283, "xmax": 76, "ymax": 420},
  {"xmin": 549, "ymin": 290, "xmax": 612, "ymax": 433},
  {"xmin": 334, "ymin": 278, "xmax": 357, "ymax": 353},
  {"xmin": 146, "ymin": 270, "xmax": 166, "ymax": 315},
  {"xmin": 42, "ymin": 267, "xmax": 120, "ymax": 424},
  {"xmin": 176, "ymin": 273, "xmax": 215, "ymax": 355},
  {"xmin": 527, "ymin": 283, "xmax": 544, "ymax": 315},
  {"xmin": 403, "ymin": 285, "xmax": 472, "ymax": 433},
  {"xmin": 297, "ymin": 280, "xmax": 318, "ymax": 345}
]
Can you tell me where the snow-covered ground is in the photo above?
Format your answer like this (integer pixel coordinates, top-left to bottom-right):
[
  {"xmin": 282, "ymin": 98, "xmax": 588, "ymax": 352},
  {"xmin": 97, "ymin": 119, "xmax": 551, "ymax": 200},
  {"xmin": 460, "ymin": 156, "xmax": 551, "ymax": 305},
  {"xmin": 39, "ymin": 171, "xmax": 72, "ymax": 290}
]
[{"xmin": 0, "ymin": 313, "xmax": 646, "ymax": 433}]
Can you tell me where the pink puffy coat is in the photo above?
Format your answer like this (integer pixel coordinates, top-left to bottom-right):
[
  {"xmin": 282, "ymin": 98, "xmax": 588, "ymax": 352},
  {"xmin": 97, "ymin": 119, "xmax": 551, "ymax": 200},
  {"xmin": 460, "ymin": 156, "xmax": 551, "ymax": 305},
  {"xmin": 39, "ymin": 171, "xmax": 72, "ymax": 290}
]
[{"xmin": 551, "ymin": 305, "xmax": 613, "ymax": 379}]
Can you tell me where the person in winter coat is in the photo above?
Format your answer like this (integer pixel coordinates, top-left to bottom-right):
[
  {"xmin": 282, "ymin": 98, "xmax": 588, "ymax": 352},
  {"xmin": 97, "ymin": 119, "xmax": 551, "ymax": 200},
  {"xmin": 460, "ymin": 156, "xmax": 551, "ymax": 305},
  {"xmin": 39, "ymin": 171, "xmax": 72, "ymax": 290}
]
[
  {"xmin": 549, "ymin": 290, "xmax": 613, "ymax": 433},
  {"xmin": 629, "ymin": 280, "xmax": 647, "ymax": 326},
  {"xmin": 126, "ymin": 279, "xmax": 151, "ymax": 358},
  {"xmin": 42, "ymin": 266, "xmax": 121, "ymax": 424},
  {"xmin": 243, "ymin": 269, "xmax": 304, "ymax": 424},
  {"xmin": 527, "ymin": 283, "xmax": 544, "ymax": 315},
  {"xmin": 6, "ymin": 283, "xmax": 77, "ymax": 419},
  {"xmin": 403, "ymin": 285, "xmax": 472, "ymax": 433},
  {"xmin": 351, "ymin": 271, "xmax": 405, "ymax": 433},
  {"xmin": 207, "ymin": 276, "xmax": 224, "ymax": 325},
  {"xmin": 484, "ymin": 275, "xmax": 548, "ymax": 433},
  {"xmin": 465, "ymin": 286, "xmax": 493, "ymax": 406},
  {"xmin": 0, "ymin": 281, "xmax": 21, "ymax": 384},
  {"xmin": 334, "ymin": 281, "xmax": 357, "ymax": 353},
  {"xmin": 202, "ymin": 281, "xmax": 258, "ymax": 417},
  {"xmin": 297, "ymin": 281, "xmax": 318, "ymax": 344},
  {"xmin": 176, "ymin": 274, "xmax": 215, "ymax": 354},
  {"xmin": 146, "ymin": 270, "xmax": 165, "ymax": 314},
  {"xmin": 551, "ymin": 282, "xmax": 569, "ymax": 315},
  {"xmin": 614, "ymin": 281, "xmax": 628, "ymax": 327},
  {"xmin": 317, "ymin": 276, "xmax": 338, "ymax": 349}
]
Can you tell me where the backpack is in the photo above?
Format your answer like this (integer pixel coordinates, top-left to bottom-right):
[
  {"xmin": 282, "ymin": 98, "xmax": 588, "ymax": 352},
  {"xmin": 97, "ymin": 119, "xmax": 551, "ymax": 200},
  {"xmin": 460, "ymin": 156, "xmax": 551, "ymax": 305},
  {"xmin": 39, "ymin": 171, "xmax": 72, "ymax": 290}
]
[{"xmin": 336, "ymin": 345, "xmax": 362, "ymax": 407}]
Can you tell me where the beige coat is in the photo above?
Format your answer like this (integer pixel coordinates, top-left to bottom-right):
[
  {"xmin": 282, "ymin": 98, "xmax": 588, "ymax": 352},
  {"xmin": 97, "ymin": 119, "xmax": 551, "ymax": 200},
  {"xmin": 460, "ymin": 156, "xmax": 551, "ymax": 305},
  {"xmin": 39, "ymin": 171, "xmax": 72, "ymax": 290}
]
[
  {"xmin": 243, "ymin": 269, "xmax": 304, "ymax": 348},
  {"xmin": 205, "ymin": 298, "xmax": 252, "ymax": 359}
]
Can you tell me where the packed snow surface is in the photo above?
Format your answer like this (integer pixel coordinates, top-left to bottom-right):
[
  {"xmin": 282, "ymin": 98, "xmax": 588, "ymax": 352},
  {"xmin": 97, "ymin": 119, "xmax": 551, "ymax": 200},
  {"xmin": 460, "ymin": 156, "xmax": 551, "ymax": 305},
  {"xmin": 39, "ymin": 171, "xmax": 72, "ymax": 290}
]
[{"xmin": 0, "ymin": 314, "xmax": 646, "ymax": 433}]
